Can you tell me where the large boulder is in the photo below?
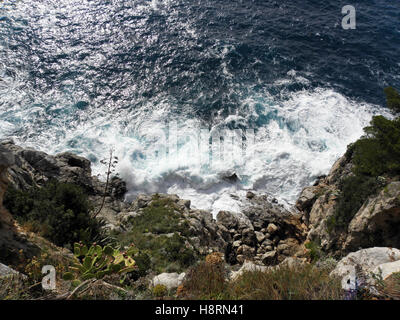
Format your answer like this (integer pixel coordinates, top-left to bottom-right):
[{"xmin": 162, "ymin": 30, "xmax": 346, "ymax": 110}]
[
  {"xmin": 0, "ymin": 140, "xmax": 131, "ymax": 229},
  {"xmin": 152, "ymin": 272, "xmax": 186, "ymax": 290},
  {"xmin": 0, "ymin": 145, "xmax": 15, "ymax": 168},
  {"xmin": 0, "ymin": 147, "xmax": 14, "ymax": 212},
  {"xmin": 330, "ymin": 247, "xmax": 400, "ymax": 290},
  {"xmin": 216, "ymin": 211, "xmax": 238, "ymax": 230},
  {"xmin": 296, "ymin": 186, "xmax": 320, "ymax": 213},
  {"xmin": 306, "ymin": 181, "xmax": 400, "ymax": 256}
]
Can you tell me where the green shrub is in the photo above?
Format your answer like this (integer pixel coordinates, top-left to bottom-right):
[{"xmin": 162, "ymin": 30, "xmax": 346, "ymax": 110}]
[
  {"xmin": 4, "ymin": 180, "xmax": 104, "ymax": 248},
  {"xmin": 129, "ymin": 252, "xmax": 151, "ymax": 279},
  {"xmin": 305, "ymin": 240, "xmax": 323, "ymax": 263},
  {"xmin": 153, "ymin": 284, "xmax": 168, "ymax": 298},
  {"xmin": 127, "ymin": 196, "xmax": 192, "ymax": 236},
  {"xmin": 351, "ymin": 116, "xmax": 400, "ymax": 177},
  {"xmin": 328, "ymin": 175, "xmax": 380, "ymax": 232},
  {"xmin": 330, "ymin": 105, "xmax": 400, "ymax": 232},
  {"xmin": 113, "ymin": 197, "xmax": 197, "ymax": 274},
  {"xmin": 384, "ymin": 86, "xmax": 400, "ymax": 113}
]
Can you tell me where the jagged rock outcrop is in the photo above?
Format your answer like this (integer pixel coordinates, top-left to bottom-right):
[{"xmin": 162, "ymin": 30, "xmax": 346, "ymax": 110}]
[
  {"xmin": 118, "ymin": 193, "xmax": 227, "ymax": 256},
  {"xmin": 0, "ymin": 262, "xmax": 20, "ymax": 278},
  {"xmin": 297, "ymin": 153, "xmax": 400, "ymax": 256},
  {"xmin": 0, "ymin": 140, "xmax": 128, "ymax": 227},
  {"xmin": 343, "ymin": 182, "xmax": 400, "ymax": 252},
  {"xmin": 117, "ymin": 192, "xmax": 307, "ymax": 267}
]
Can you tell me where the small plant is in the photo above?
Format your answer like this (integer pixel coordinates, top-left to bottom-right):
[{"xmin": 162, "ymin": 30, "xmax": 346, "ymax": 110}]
[
  {"xmin": 205, "ymin": 252, "xmax": 224, "ymax": 266},
  {"xmin": 63, "ymin": 243, "xmax": 137, "ymax": 283},
  {"xmin": 112, "ymin": 196, "xmax": 197, "ymax": 273},
  {"xmin": 305, "ymin": 240, "xmax": 323, "ymax": 263},
  {"xmin": 227, "ymin": 264, "xmax": 343, "ymax": 300},
  {"xmin": 0, "ymin": 274, "xmax": 31, "ymax": 300},
  {"xmin": 93, "ymin": 148, "xmax": 119, "ymax": 218},
  {"xmin": 153, "ymin": 284, "xmax": 168, "ymax": 298}
]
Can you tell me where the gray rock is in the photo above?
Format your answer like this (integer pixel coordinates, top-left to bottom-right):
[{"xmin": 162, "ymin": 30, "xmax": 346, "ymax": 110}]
[
  {"xmin": 279, "ymin": 257, "xmax": 306, "ymax": 269},
  {"xmin": 267, "ymin": 223, "xmax": 279, "ymax": 234},
  {"xmin": 255, "ymin": 231, "xmax": 265, "ymax": 243},
  {"xmin": 372, "ymin": 260, "xmax": 400, "ymax": 282},
  {"xmin": 230, "ymin": 261, "xmax": 269, "ymax": 281},
  {"xmin": 216, "ymin": 211, "xmax": 238, "ymax": 229},
  {"xmin": 241, "ymin": 227, "xmax": 256, "ymax": 246},
  {"xmin": 0, "ymin": 146, "xmax": 15, "ymax": 168},
  {"xmin": 232, "ymin": 240, "xmax": 242, "ymax": 248},
  {"xmin": 296, "ymin": 186, "xmax": 319, "ymax": 212},
  {"xmin": 246, "ymin": 191, "xmax": 255, "ymax": 199},
  {"xmin": 261, "ymin": 250, "xmax": 277, "ymax": 265},
  {"xmin": 237, "ymin": 244, "xmax": 255, "ymax": 258},
  {"xmin": 152, "ymin": 272, "xmax": 186, "ymax": 290}
]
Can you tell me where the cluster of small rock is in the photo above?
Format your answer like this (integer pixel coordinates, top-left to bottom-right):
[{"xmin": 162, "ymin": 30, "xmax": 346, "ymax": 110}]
[{"xmin": 215, "ymin": 191, "xmax": 307, "ymax": 266}]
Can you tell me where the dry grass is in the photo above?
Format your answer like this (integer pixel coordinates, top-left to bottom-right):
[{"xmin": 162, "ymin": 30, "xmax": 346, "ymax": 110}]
[
  {"xmin": 179, "ymin": 261, "xmax": 344, "ymax": 300},
  {"xmin": 374, "ymin": 272, "xmax": 400, "ymax": 300},
  {"xmin": 227, "ymin": 264, "xmax": 343, "ymax": 300},
  {"xmin": 0, "ymin": 274, "xmax": 35, "ymax": 300},
  {"xmin": 179, "ymin": 260, "xmax": 227, "ymax": 300}
]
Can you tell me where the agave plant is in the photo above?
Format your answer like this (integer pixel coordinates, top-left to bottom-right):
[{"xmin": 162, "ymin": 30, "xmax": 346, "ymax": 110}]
[{"xmin": 63, "ymin": 242, "xmax": 138, "ymax": 282}]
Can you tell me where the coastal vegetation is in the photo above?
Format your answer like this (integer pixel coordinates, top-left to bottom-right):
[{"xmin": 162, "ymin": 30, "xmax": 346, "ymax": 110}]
[
  {"xmin": 384, "ymin": 86, "xmax": 400, "ymax": 113},
  {"xmin": 4, "ymin": 180, "xmax": 104, "ymax": 248},
  {"xmin": 112, "ymin": 196, "xmax": 197, "ymax": 274},
  {"xmin": 328, "ymin": 87, "xmax": 400, "ymax": 232}
]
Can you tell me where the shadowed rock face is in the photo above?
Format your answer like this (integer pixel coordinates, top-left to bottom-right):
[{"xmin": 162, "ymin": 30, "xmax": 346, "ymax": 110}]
[
  {"xmin": 1, "ymin": 140, "xmax": 95, "ymax": 191},
  {"xmin": 0, "ymin": 140, "xmax": 127, "ymax": 228},
  {"xmin": 0, "ymin": 145, "xmax": 40, "ymax": 267},
  {"xmin": 0, "ymin": 144, "xmax": 15, "ymax": 211}
]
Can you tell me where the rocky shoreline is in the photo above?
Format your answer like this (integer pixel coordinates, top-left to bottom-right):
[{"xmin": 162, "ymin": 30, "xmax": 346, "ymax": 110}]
[{"xmin": 1, "ymin": 139, "xmax": 400, "ymax": 296}]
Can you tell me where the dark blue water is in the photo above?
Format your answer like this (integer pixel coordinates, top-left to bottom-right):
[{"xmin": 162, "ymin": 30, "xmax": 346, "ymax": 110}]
[{"xmin": 0, "ymin": 0, "xmax": 399, "ymax": 212}]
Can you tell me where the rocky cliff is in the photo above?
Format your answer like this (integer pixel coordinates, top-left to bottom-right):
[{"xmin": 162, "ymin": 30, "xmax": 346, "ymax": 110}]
[
  {"xmin": 2, "ymin": 136, "xmax": 399, "ymax": 271},
  {"xmin": 0, "ymin": 140, "xmax": 307, "ymax": 268},
  {"xmin": 297, "ymin": 153, "xmax": 400, "ymax": 257}
]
